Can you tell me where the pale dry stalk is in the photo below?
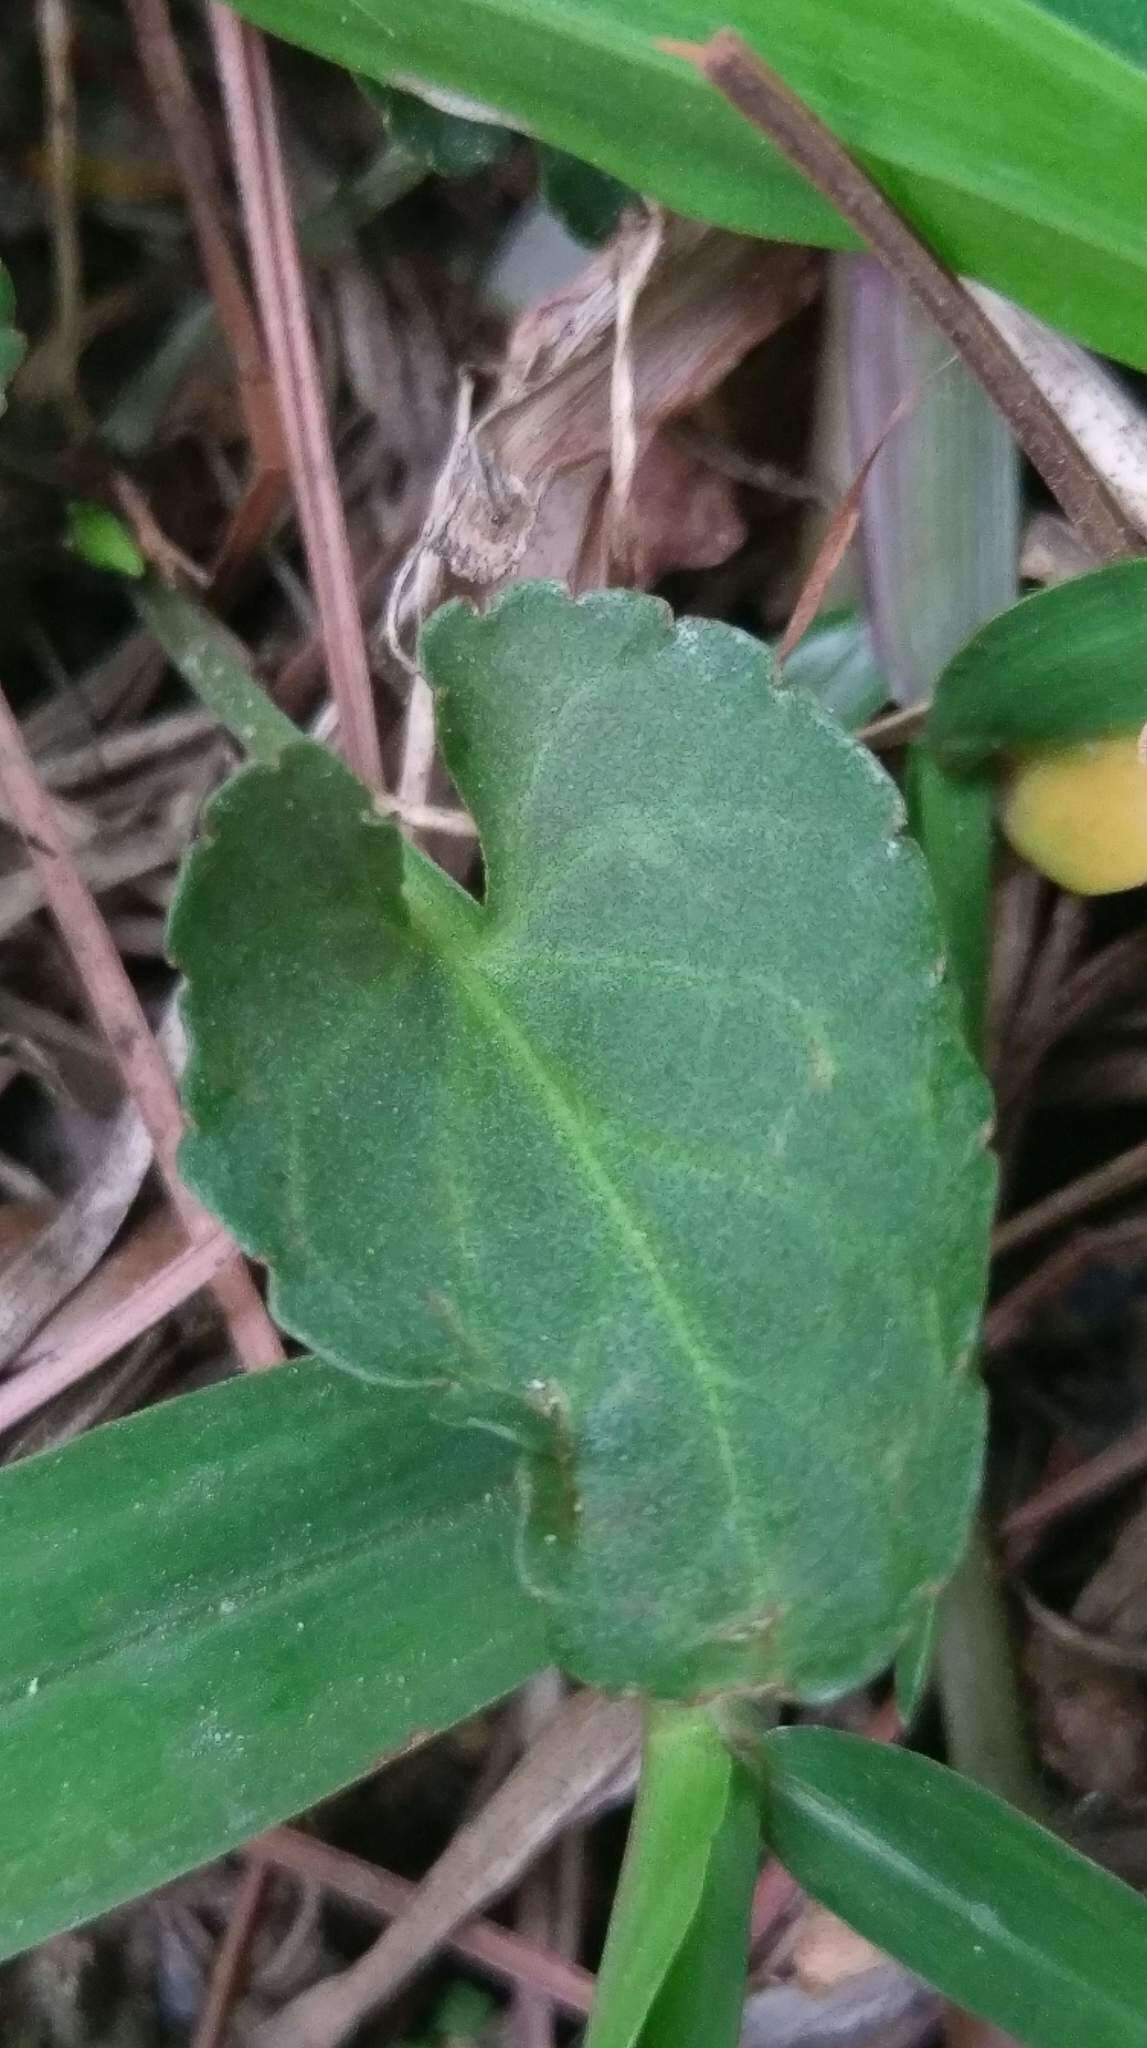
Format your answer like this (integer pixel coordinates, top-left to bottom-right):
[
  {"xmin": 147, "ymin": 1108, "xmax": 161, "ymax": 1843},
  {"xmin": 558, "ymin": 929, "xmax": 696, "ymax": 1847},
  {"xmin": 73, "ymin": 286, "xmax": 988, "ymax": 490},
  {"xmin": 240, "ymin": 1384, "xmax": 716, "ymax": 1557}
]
[{"xmin": 0, "ymin": 682, "xmax": 282, "ymax": 1368}]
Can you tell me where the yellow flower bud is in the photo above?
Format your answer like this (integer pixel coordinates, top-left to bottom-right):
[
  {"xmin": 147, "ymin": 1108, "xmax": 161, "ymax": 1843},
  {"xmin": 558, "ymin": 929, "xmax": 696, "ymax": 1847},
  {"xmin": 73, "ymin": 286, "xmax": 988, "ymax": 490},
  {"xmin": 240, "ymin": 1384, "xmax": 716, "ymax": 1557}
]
[{"xmin": 1001, "ymin": 733, "xmax": 1147, "ymax": 895}]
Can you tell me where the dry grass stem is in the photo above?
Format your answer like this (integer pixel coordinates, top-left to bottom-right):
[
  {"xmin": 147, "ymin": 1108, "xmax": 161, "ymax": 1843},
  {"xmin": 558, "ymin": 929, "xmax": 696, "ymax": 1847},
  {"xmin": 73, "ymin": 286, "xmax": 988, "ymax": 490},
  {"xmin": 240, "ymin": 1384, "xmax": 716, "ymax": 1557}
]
[
  {"xmin": 0, "ymin": 681, "xmax": 282, "ymax": 1368},
  {"xmin": 0, "ymin": 1226, "xmax": 234, "ymax": 1436},
  {"xmin": 257, "ymin": 1692, "xmax": 638, "ymax": 2048},
  {"xmin": 208, "ymin": 7, "xmax": 384, "ymax": 789},
  {"xmin": 192, "ymin": 1861, "xmax": 271, "ymax": 2048},
  {"xmin": 672, "ymin": 31, "xmax": 1141, "ymax": 560},
  {"xmin": 35, "ymin": 0, "xmax": 84, "ymax": 421},
  {"xmin": 250, "ymin": 1831, "xmax": 595, "ymax": 2020}
]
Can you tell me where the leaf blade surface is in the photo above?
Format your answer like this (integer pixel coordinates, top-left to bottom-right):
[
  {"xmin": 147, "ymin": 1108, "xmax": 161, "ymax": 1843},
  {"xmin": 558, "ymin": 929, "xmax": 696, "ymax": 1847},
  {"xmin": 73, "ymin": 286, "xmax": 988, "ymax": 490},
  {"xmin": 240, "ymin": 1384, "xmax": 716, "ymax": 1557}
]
[
  {"xmin": 0, "ymin": 1363, "xmax": 546, "ymax": 1960},
  {"xmin": 220, "ymin": 0, "xmax": 1147, "ymax": 369},
  {"xmin": 761, "ymin": 1727, "xmax": 1147, "ymax": 2048},
  {"xmin": 174, "ymin": 584, "xmax": 993, "ymax": 1699}
]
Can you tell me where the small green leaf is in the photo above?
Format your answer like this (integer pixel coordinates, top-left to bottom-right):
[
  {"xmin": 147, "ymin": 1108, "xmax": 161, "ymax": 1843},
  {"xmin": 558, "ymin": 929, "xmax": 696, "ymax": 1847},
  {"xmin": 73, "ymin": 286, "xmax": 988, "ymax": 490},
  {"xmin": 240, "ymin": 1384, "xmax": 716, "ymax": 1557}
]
[
  {"xmin": 538, "ymin": 147, "xmax": 632, "ymax": 245},
  {"xmin": 760, "ymin": 1728, "xmax": 1147, "ymax": 2048},
  {"xmin": 67, "ymin": 502, "xmax": 146, "ymax": 579},
  {"xmin": 137, "ymin": 578, "xmax": 300, "ymax": 765},
  {"xmin": 220, "ymin": 0, "xmax": 1147, "ymax": 371},
  {"xmin": 0, "ymin": 260, "xmax": 24, "ymax": 410},
  {"xmin": 172, "ymin": 583, "xmax": 993, "ymax": 1701},
  {"xmin": 0, "ymin": 1362, "xmax": 547, "ymax": 1961},
  {"xmin": 928, "ymin": 560, "xmax": 1147, "ymax": 767},
  {"xmin": 359, "ymin": 78, "xmax": 513, "ymax": 176},
  {"xmin": 780, "ymin": 609, "xmax": 887, "ymax": 731},
  {"xmin": 588, "ymin": 1706, "xmax": 737, "ymax": 2048}
]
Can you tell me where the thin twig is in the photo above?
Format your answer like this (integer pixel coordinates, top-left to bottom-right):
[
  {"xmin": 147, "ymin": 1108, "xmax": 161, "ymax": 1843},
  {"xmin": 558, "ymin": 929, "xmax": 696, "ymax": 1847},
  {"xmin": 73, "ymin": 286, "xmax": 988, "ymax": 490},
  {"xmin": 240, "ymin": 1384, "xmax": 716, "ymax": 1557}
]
[
  {"xmin": 510, "ymin": 1673, "xmax": 567, "ymax": 2048},
  {"xmin": 0, "ymin": 680, "xmax": 283, "ymax": 1369},
  {"xmin": 778, "ymin": 386, "xmax": 918, "ymax": 665},
  {"xmin": 993, "ymin": 1135, "xmax": 1147, "ymax": 1258},
  {"xmin": 257, "ymin": 1692, "xmax": 637, "ymax": 2048},
  {"xmin": 985, "ymin": 1216, "xmax": 1147, "ymax": 1353},
  {"xmin": 192, "ymin": 1861, "xmax": 271, "ymax": 2048},
  {"xmin": 1002, "ymin": 1417, "xmax": 1147, "ymax": 1546},
  {"xmin": 0, "ymin": 1229, "xmax": 234, "ymax": 1436},
  {"xmin": 208, "ymin": 8, "xmax": 384, "ymax": 788},
  {"xmin": 121, "ymin": 0, "xmax": 283, "ymax": 475},
  {"xmin": 40, "ymin": 709, "xmax": 218, "ymax": 791},
  {"xmin": 858, "ymin": 702, "xmax": 928, "ymax": 750},
  {"xmin": 36, "ymin": 0, "xmax": 84, "ymax": 424},
  {"xmin": 668, "ymin": 32, "xmax": 1141, "ymax": 561},
  {"xmin": 250, "ymin": 1831, "xmax": 594, "ymax": 2019},
  {"xmin": 671, "ymin": 423, "xmax": 828, "ymax": 506}
]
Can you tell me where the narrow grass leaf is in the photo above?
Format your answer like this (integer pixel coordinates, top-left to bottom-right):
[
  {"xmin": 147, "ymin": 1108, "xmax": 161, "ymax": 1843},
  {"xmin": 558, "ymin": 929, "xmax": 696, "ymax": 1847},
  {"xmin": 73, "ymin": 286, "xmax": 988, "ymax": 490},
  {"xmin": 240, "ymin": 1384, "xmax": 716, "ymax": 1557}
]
[
  {"xmin": 587, "ymin": 1706, "xmax": 734, "ymax": 2048},
  {"xmin": 761, "ymin": 1727, "xmax": 1147, "ymax": 2048},
  {"xmin": 0, "ymin": 260, "xmax": 25, "ymax": 404},
  {"xmin": 848, "ymin": 263, "xmax": 1020, "ymax": 709},
  {"xmin": 0, "ymin": 1362, "xmax": 546, "ymax": 1961},
  {"xmin": 638, "ymin": 1743, "xmax": 760, "ymax": 2048},
  {"xmin": 137, "ymin": 577, "xmax": 301, "ymax": 766},
  {"xmin": 222, "ymin": 0, "xmax": 1147, "ymax": 371}
]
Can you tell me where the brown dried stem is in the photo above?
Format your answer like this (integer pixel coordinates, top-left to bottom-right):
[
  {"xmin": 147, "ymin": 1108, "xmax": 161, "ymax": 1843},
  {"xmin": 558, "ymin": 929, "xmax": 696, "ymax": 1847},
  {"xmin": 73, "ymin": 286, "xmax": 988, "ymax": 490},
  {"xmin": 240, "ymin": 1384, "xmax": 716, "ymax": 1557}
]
[
  {"xmin": 207, "ymin": 7, "xmax": 384, "ymax": 787},
  {"xmin": 250, "ymin": 1831, "xmax": 594, "ymax": 2019},
  {"xmin": 122, "ymin": 0, "xmax": 283, "ymax": 475},
  {"xmin": 669, "ymin": 31, "xmax": 1141, "ymax": 561},
  {"xmin": 0, "ymin": 681, "xmax": 283, "ymax": 1368},
  {"xmin": 192, "ymin": 1861, "xmax": 271, "ymax": 2048},
  {"xmin": 36, "ymin": 0, "xmax": 84, "ymax": 423},
  {"xmin": 0, "ymin": 1228, "xmax": 235, "ymax": 1435}
]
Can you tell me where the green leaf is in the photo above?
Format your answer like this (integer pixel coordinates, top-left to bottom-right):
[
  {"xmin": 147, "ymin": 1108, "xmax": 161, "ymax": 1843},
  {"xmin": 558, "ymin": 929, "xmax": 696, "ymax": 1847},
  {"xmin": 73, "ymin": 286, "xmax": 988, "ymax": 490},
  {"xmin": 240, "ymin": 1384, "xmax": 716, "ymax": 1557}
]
[
  {"xmin": 760, "ymin": 1728, "xmax": 1147, "ymax": 2048},
  {"xmin": 220, "ymin": 0, "xmax": 1147, "ymax": 371},
  {"xmin": 588, "ymin": 1706, "xmax": 738, "ymax": 2048},
  {"xmin": 779, "ymin": 609, "xmax": 887, "ymax": 731},
  {"xmin": 172, "ymin": 583, "xmax": 993, "ymax": 1701},
  {"xmin": 0, "ymin": 260, "xmax": 24, "ymax": 410},
  {"xmin": 67, "ymin": 502, "xmax": 146, "ymax": 580},
  {"xmin": 927, "ymin": 560, "xmax": 1147, "ymax": 767},
  {"xmin": 0, "ymin": 1362, "xmax": 547, "ymax": 1962},
  {"xmin": 639, "ymin": 1738, "xmax": 760, "ymax": 2048},
  {"xmin": 538, "ymin": 147, "xmax": 632, "ymax": 245},
  {"xmin": 359, "ymin": 78, "xmax": 514, "ymax": 177},
  {"xmin": 137, "ymin": 578, "xmax": 300, "ymax": 766},
  {"xmin": 1034, "ymin": 0, "xmax": 1147, "ymax": 66}
]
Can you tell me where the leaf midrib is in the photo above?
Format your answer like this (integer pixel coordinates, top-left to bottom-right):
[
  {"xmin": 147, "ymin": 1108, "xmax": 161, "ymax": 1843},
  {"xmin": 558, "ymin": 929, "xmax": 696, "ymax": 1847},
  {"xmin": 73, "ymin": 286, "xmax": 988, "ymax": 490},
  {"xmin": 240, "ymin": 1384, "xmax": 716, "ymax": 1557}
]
[{"xmin": 405, "ymin": 858, "xmax": 766, "ymax": 1597}]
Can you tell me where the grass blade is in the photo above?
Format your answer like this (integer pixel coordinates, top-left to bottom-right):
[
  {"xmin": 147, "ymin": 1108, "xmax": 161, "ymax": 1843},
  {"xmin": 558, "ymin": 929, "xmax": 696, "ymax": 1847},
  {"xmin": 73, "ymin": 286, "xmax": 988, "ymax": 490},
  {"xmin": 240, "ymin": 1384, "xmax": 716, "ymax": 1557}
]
[
  {"xmin": 0, "ymin": 1363, "xmax": 547, "ymax": 1960},
  {"xmin": 222, "ymin": 0, "xmax": 1147, "ymax": 371},
  {"xmin": 761, "ymin": 1727, "xmax": 1147, "ymax": 2048},
  {"xmin": 587, "ymin": 1705, "xmax": 735, "ymax": 2048}
]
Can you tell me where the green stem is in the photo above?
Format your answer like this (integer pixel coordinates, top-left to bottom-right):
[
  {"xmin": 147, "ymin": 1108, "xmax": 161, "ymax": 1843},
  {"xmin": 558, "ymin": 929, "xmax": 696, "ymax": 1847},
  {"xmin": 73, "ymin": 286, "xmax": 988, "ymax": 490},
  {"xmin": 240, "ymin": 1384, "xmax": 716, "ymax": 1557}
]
[
  {"xmin": 914, "ymin": 747, "xmax": 1044, "ymax": 1814},
  {"xmin": 935, "ymin": 1517, "xmax": 1048, "ymax": 1817},
  {"xmin": 639, "ymin": 1749, "xmax": 761, "ymax": 2048},
  {"xmin": 587, "ymin": 1703, "xmax": 759, "ymax": 2048}
]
